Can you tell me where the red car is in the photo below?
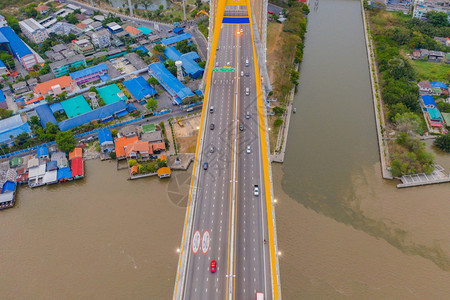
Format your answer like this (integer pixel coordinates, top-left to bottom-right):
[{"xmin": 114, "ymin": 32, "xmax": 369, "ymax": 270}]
[
  {"xmin": 268, "ymin": 10, "xmax": 274, "ymax": 15},
  {"xmin": 210, "ymin": 260, "xmax": 217, "ymax": 273}
]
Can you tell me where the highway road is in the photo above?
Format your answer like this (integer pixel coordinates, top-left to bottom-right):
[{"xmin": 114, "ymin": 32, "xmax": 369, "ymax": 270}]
[
  {"xmin": 176, "ymin": 6, "xmax": 273, "ymax": 300},
  {"xmin": 181, "ymin": 22, "xmax": 238, "ymax": 299}
]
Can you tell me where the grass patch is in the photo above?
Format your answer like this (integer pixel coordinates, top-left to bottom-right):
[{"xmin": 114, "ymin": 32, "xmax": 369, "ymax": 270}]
[{"xmin": 410, "ymin": 60, "xmax": 450, "ymax": 82}]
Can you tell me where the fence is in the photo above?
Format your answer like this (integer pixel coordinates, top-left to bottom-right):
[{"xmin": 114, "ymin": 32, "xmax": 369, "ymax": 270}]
[{"xmin": 0, "ymin": 116, "xmax": 145, "ymax": 160}]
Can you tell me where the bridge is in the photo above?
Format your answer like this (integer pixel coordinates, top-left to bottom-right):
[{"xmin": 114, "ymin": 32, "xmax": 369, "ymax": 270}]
[{"xmin": 173, "ymin": 0, "xmax": 281, "ymax": 299}]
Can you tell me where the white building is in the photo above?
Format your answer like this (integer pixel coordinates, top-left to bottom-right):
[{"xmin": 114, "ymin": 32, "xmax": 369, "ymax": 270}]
[
  {"xmin": 413, "ymin": 0, "xmax": 450, "ymax": 21},
  {"xmin": 19, "ymin": 18, "xmax": 49, "ymax": 44},
  {"xmin": 92, "ymin": 28, "xmax": 111, "ymax": 49},
  {"xmin": 0, "ymin": 14, "xmax": 8, "ymax": 27}
]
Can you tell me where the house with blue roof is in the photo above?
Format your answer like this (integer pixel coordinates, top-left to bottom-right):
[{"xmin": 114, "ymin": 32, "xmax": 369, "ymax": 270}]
[
  {"xmin": 70, "ymin": 63, "xmax": 108, "ymax": 85},
  {"xmin": 421, "ymin": 95, "xmax": 436, "ymax": 109},
  {"xmin": 173, "ymin": 27, "xmax": 184, "ymax": 34},
  {"xmin": 148, "ymin": 62, "xmax": 194, "ymax": 104},
  {"xmin": 0, "ymin": 58, "xmax": 8, "ymax": 75},
  {"xmin": 123, "ymin": 76, "xmax": 157, "ymax": 101},
  {"xmin": 0, "ymin": 26, "xmax": 40, "ymax": 70},
  {"xmin": 430, "ymin": 81, "xmax": 448, "ymax": 90},
  {"xmin": 37, "ymin": 146, "xmax": 49, "ymax": 159},
  {"xmin": 98, "ymin": 129, "xmax": 114, "ymax": 153},
  {"xmin": 35, "ymin": 104, "xmax": 58, "ymax": 128},
  {"xmin": 163, "ymin": 46, "xmax": 204, "ymax": 79}
]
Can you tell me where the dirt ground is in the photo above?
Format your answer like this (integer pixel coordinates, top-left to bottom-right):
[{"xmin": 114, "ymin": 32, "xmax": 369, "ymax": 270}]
[
  {"xmin": 266, "ymin": 22, "xmax": 284, "ymax": 86},
  {"xmin": 172, "ymin": 115, "xmax": 201, "ymax": 153}
]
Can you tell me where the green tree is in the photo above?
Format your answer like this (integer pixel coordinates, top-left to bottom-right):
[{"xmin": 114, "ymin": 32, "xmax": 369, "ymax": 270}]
[
  {"xmin": 425, "ymin": 11, "xmax": 449, "ymax": 27},
  {"xmin": 198, "ymin": 61, "xmax": 206, "ymax": 68},
  {"xmin": 436, "ymin": 101, "xmax": 450, "ymax": 113},
  {"xmin": 146, "ymin": 98, "xmax": 158, "ymax": 111},
  {"xmin": 55, "ymin": 131, "xmax": 76, "ymax": 153},
  {"xmin": 147, "ymin": 77, "xmax": 159, "ymax": 86},
  {"xmin": 128, "ymin": 159, "xmax": 137, "ymax": 167},
  {"xmin": 0, "ymin": 51, "xmax": 15, "ymax": 70},
  {"xmin": 394, "ymin": 112, "xmax": 424, "ymax": 135},
  {"xmin": 273, "ymin": 106, "xmax": 286, "ymax": 116},
  {"xmin": 111, "ymin": 129, "xmax": 118, "ymax": 137},
  {"xmin": 434, "ymin": 133, "xmax": 450, "ymax": 152},
  {"xmin": 0, "ymin": 108, "xmax": 13, "ymax": 120},
  {"xmin": 175, "ymin": 40, "xmax": 197, "ymax": 54},
  {"xmin": 274, "ymin": 118, "xmax": 284, "ymax": 127},
  {"xmin": 153, "ymin": 44, "xmax": 166, "ymax": 56},
  {"xmin": 5, "ymin": 16, "xmax": 20, "ymax": 33},
  {"xmin": 387, "ymin": 103, "xmax": 410, "ymax": 122}
]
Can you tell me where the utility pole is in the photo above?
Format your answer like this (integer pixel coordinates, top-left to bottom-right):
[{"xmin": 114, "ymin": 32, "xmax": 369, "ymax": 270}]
[
  {"xmin": 128, "ymin": 0, "xmax": 134, "ymax": 17},
  {"xmin": 182, "ymin": 0, "xmax": 186, "ymax": 21}
]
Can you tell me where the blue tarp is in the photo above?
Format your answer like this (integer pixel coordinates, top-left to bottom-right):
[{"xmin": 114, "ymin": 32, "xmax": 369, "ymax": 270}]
[
  {"xmin": 421, "ymin": 95, "xmax": 436, "ymax": 108},
  {"xmin": 123, "ymin": 76, "xmax": 157, "ymax": 100},
  {"xmin": 430, "ymin": 81, "xmax": 448, "ymax": 89},
  {"xmin": 49, "ymin": 102, "xmax": 64, "ymax": 113},
  {"xmin": 57, "ymin": 167, "xmax": 72, "ymax": 181},
  {"xmin": 70, "ymin": 63, "xmax": 108, "ymax": 80},
  {"xmin": 46, "ymin": 160, "xmax": 58, "ymax": 171},
  {"xmin": 35, "ymin": 104, "xmax": 58, "ymax": 128},
  {"xmin": 37, "ymin": 146, "xmax": 49, "ymax": 158},
  {"xmin": 133, "ymin": 45, "xmax": 149, "ymax": 54},
  {"xmin": 222, "ymin": 17, "xmax": 249, "ymax": 24},
  {"xmin": 98, "ymin": 129, "xmax": 113, "ymax": 145},
  {"xmin": 148, "ymin": 62, "xmax": 194, "ymax": 103},
  {"xmin": 0, "ymin": 90, "xmax": 5, "ymax": 103},
  {"xmin": 173, "ymin": 27, "xmax": 184, "ymax": 34},
  {"xmin": 2, "ymin": 181, "xmax": 15, "ymax": 193},
  {"xmin": 0, "ymin": 27, "xmax": 33, "ymax": 61},
  {"xmin": 58, "ymin": 101, "xmax": 129, "ymax": 131},
  {"xmin": 161, "ymin": 33, "xmax": 192, "ymax": 46}
]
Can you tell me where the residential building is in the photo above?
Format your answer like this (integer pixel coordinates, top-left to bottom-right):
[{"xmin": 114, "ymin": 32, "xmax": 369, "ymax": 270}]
[
  {"xmin": 49, "ymin": 54, "xmax": 86, "ymax": 77},
  {"xmin": 107, "ymin": 22, "xmax": 123, "ymax": 34},
  {"xmin": 19, "ymin": 19, "xmax": 49, "ymax": 44},
  {"xmin": 47, "ymin": 22, "xmax": 83, "ymax": 37},
  {"xmin": 418, "ymin": 80, "xmax": 432, "ymax": 94},
  {"xmin": 27, "ymin": 78, "xmax": 38, "ymax": 89},
  {"xmin": 0, "ymin": 14, "xmax": 8, "ymax": 27},
  {"xmin": 34, "ymin": 76, "xmax": 77, "ymax": 98},
  {"xmin": 413, "ymin": 0, "xmax": 450, "ymax": 21},
  {"xmin": 12, "ymin": 81, "xmax": 29, "ymax": 94},
  {"xmin": 69, "ymin": 63, "xmax": 108, "ymax": 85},
  {"xmin": 0, "ymin": 59, "xmax": 9, "ymax": 75},
  {"xmin": 428, "ymin": 50, "xmax": 445, "ymax": 62},
  {"xmin": 91, "ymin": 28, "xmax": 111, "ymax": 49},
  {"xmin": 66, "ymin": 4, "xmax": 81, "ymax": 11},
  {"xmin": 0, "ymin": 114, "xmax": 31, "ymax": 145},
  {"xmin": 115, "ymin": 136, "xmax": 139, "ymax": 159},
  {"xmin": 89, "ymin": 21, "xmax": 103, "ymax": 32},
  {"xmin": 98, "ymin": 129, "xmax": 114, "ymax": 153},
  {"xmin": 81, "ymin": 18, "xmax": 94, "ymax": 26},
  {"xmin": 125, "ymin": 26, "xmax": 143, "ymax": 39},
  {"xmin": 35, "ymin": 5, "xmax": 49, "ymax": 15},
  {"xmin": 119, "ymin": 125, "xmax": 137, "ymax": 138},
  {"xmin": 72, "ymin": 39, "xmax": 95, "ymax": 55},
  {"xmin": 125, "ymin": 141, "xmax": 151, "ymax": 159}
]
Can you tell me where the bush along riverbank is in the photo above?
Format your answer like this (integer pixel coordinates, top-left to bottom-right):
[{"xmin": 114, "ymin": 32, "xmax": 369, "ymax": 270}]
[
  {"xmin": 266, "ymin": 1, "xmax": 309, "ymax": 154},
  {"xmin": 364, "ymin": 2, "xmax": 445, "ymax": 177}
]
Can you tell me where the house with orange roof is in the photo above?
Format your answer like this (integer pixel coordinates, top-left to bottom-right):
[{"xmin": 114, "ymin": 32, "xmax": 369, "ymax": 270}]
[
  {"xmin": 151, "ymin": 142, "xmax": 166, "ymax": 153},
  {"xmin": 157, "ymin": 167, "xmax": 171, "ymax": 178},
  {"xmin": 125, "ymin": 141, "xmax": 152, "ymax": 159},
  {"xmin": 34, "ymin": 76, "xmax": 77, "ymax": 98},
  {"xmin": 68, "ymin": 147, "xmax": 83, "ymax": 160},
  {"xmin": 115, "ymin": 136, "xmax": 139, "ymax": 160},
  {"xmin": 125, "ymin": 26, "xmax": 143, "ymax": 39},
  {"xmin": 160, "ymin": 154, "xmax": 167, "ymax": 161},
  {"xmin": 35, "ymin": 5, "xmax": 49, "ymax": 15},
  {"xmin": 131, "ymin": 165, "xmax": 138, "ymax": 175},
  {"xmin": 77, "ymin": 23, "xmax": 88, "ymax": 30}
]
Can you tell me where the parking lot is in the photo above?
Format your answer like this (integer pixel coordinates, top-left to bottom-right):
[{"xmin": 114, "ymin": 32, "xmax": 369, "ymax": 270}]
[{"xmin": 110, "ymin": 58, "xmax": 136, "ymax": 75}]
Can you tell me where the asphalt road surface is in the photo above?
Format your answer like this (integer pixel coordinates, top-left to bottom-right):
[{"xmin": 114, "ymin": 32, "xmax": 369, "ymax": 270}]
[{"xmin": 179, "ymin": 7, "xmax": 272, "ymax": 300}]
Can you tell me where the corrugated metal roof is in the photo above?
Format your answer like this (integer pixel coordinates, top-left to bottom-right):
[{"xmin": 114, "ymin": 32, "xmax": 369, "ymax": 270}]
[
  {"xmin": 35, "ymin": 104, "xmax": 58, "ymax": 128},
  {"xmin": 148, "ymin": 62, "xmax": 194, "ymax": 102},
  {"xmin": 123, "ymin": 76, "xmax": 157, "ymax": 100},
  {"xmin": 161, "ymin": 32, "xmax": 192, "ymax": 46},
  {"xmin": 57, "ymin": 167, "xmax": 72, "ymax": 181},
  {"xmin": 37, "ymin": 146, "xmax": 49, "ymax": 158},
  {"xmin": 0, "ymin": 26, "xmax": 33, "ymax": 60},
  {"xmin": 58, "ymin": 100, "xmax": 129, "ymax": 131},
  {"xmin": 98, "ymin": 129, "xmax": 113, "ymax": 145},
  {"xmin": 70, "ymin": 63, "xmax": 108, "ymax": 80}
]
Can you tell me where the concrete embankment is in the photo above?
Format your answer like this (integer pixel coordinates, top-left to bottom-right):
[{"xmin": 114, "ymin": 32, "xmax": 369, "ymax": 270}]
[{"xmin": 360, "ymin": 0, "xmax": 393, "ymax": 179}]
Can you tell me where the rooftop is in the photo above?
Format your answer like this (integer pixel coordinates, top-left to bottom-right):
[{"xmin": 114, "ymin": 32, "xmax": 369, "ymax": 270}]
[{"xmin": 34, "ymin": 76, "xmax": 75, "ymax": 95}]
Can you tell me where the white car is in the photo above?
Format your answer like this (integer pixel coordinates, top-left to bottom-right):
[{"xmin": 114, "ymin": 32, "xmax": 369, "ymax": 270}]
[
  {"xmin": 247, "ymin": 146, "xmax": 251, "ymax": 153},
  {"xmin": 253, "ymin": 185, "xmax": 259, "ymax": 196},
  {"xmin": 240, "ymin": 28, "xmax": 243, "ymax": 33},
  {"xmin": 241, "ymin": 71, "xmax": 244, "ymax": 77}
]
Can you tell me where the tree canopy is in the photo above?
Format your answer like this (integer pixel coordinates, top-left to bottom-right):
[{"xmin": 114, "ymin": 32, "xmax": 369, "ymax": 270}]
[
  {"xmin": 145, "ymin": 98, "xmax": 158, "ymax": 111},
  {"xmin": 55, "ymin": 131, "xmax": 76, "ymax": 153},
  {"xmin": 434, "ymin": 133, "xmax": 450, "ymax": 152}
]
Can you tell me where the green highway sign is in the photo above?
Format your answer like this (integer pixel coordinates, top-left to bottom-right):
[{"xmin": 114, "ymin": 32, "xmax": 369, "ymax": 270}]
[
  {"xmin": 213, "ymin": 67, "xmax": 219, "ymax": 71},
  {"xmin": 219, "ymin": 68, "xmax": 235, "ymax": 72}
]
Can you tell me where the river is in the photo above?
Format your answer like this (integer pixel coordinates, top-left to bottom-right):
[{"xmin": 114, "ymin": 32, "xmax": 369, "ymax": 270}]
[
  {"xmin": 277, "ymin": 0, "xmax": 450, "ymax": 298},
  {"xmin": 1, "ymin": 0, "xmax": 450, "ymax": 299}
]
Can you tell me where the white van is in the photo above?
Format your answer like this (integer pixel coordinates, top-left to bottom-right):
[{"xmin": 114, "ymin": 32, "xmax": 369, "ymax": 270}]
[
  {"xmin": 209, "ymin": 106, "xmax": 214, "ymax": 113},
  {"xmin": 245, "ymin": 59, "xmax": 249, "ymax": 67},
  {"xmin": 245, "ymin": 88, "xmax": 250, "ymax": 96}
]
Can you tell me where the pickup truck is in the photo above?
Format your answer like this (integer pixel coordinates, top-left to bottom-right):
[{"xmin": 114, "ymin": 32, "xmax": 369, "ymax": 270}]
[{"xmin": 253, "ymin": 185, "xmax": 259, "ymax": 196}]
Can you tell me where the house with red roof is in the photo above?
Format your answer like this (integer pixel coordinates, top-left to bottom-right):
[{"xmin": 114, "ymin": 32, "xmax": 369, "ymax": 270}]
[
  {"xmin": 34, "ymin": 76, "xmax": 77, "ymax": 98},
  {"xmin": 125, "ymin": 26, "xmax": 143, "ymax": 39}
]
